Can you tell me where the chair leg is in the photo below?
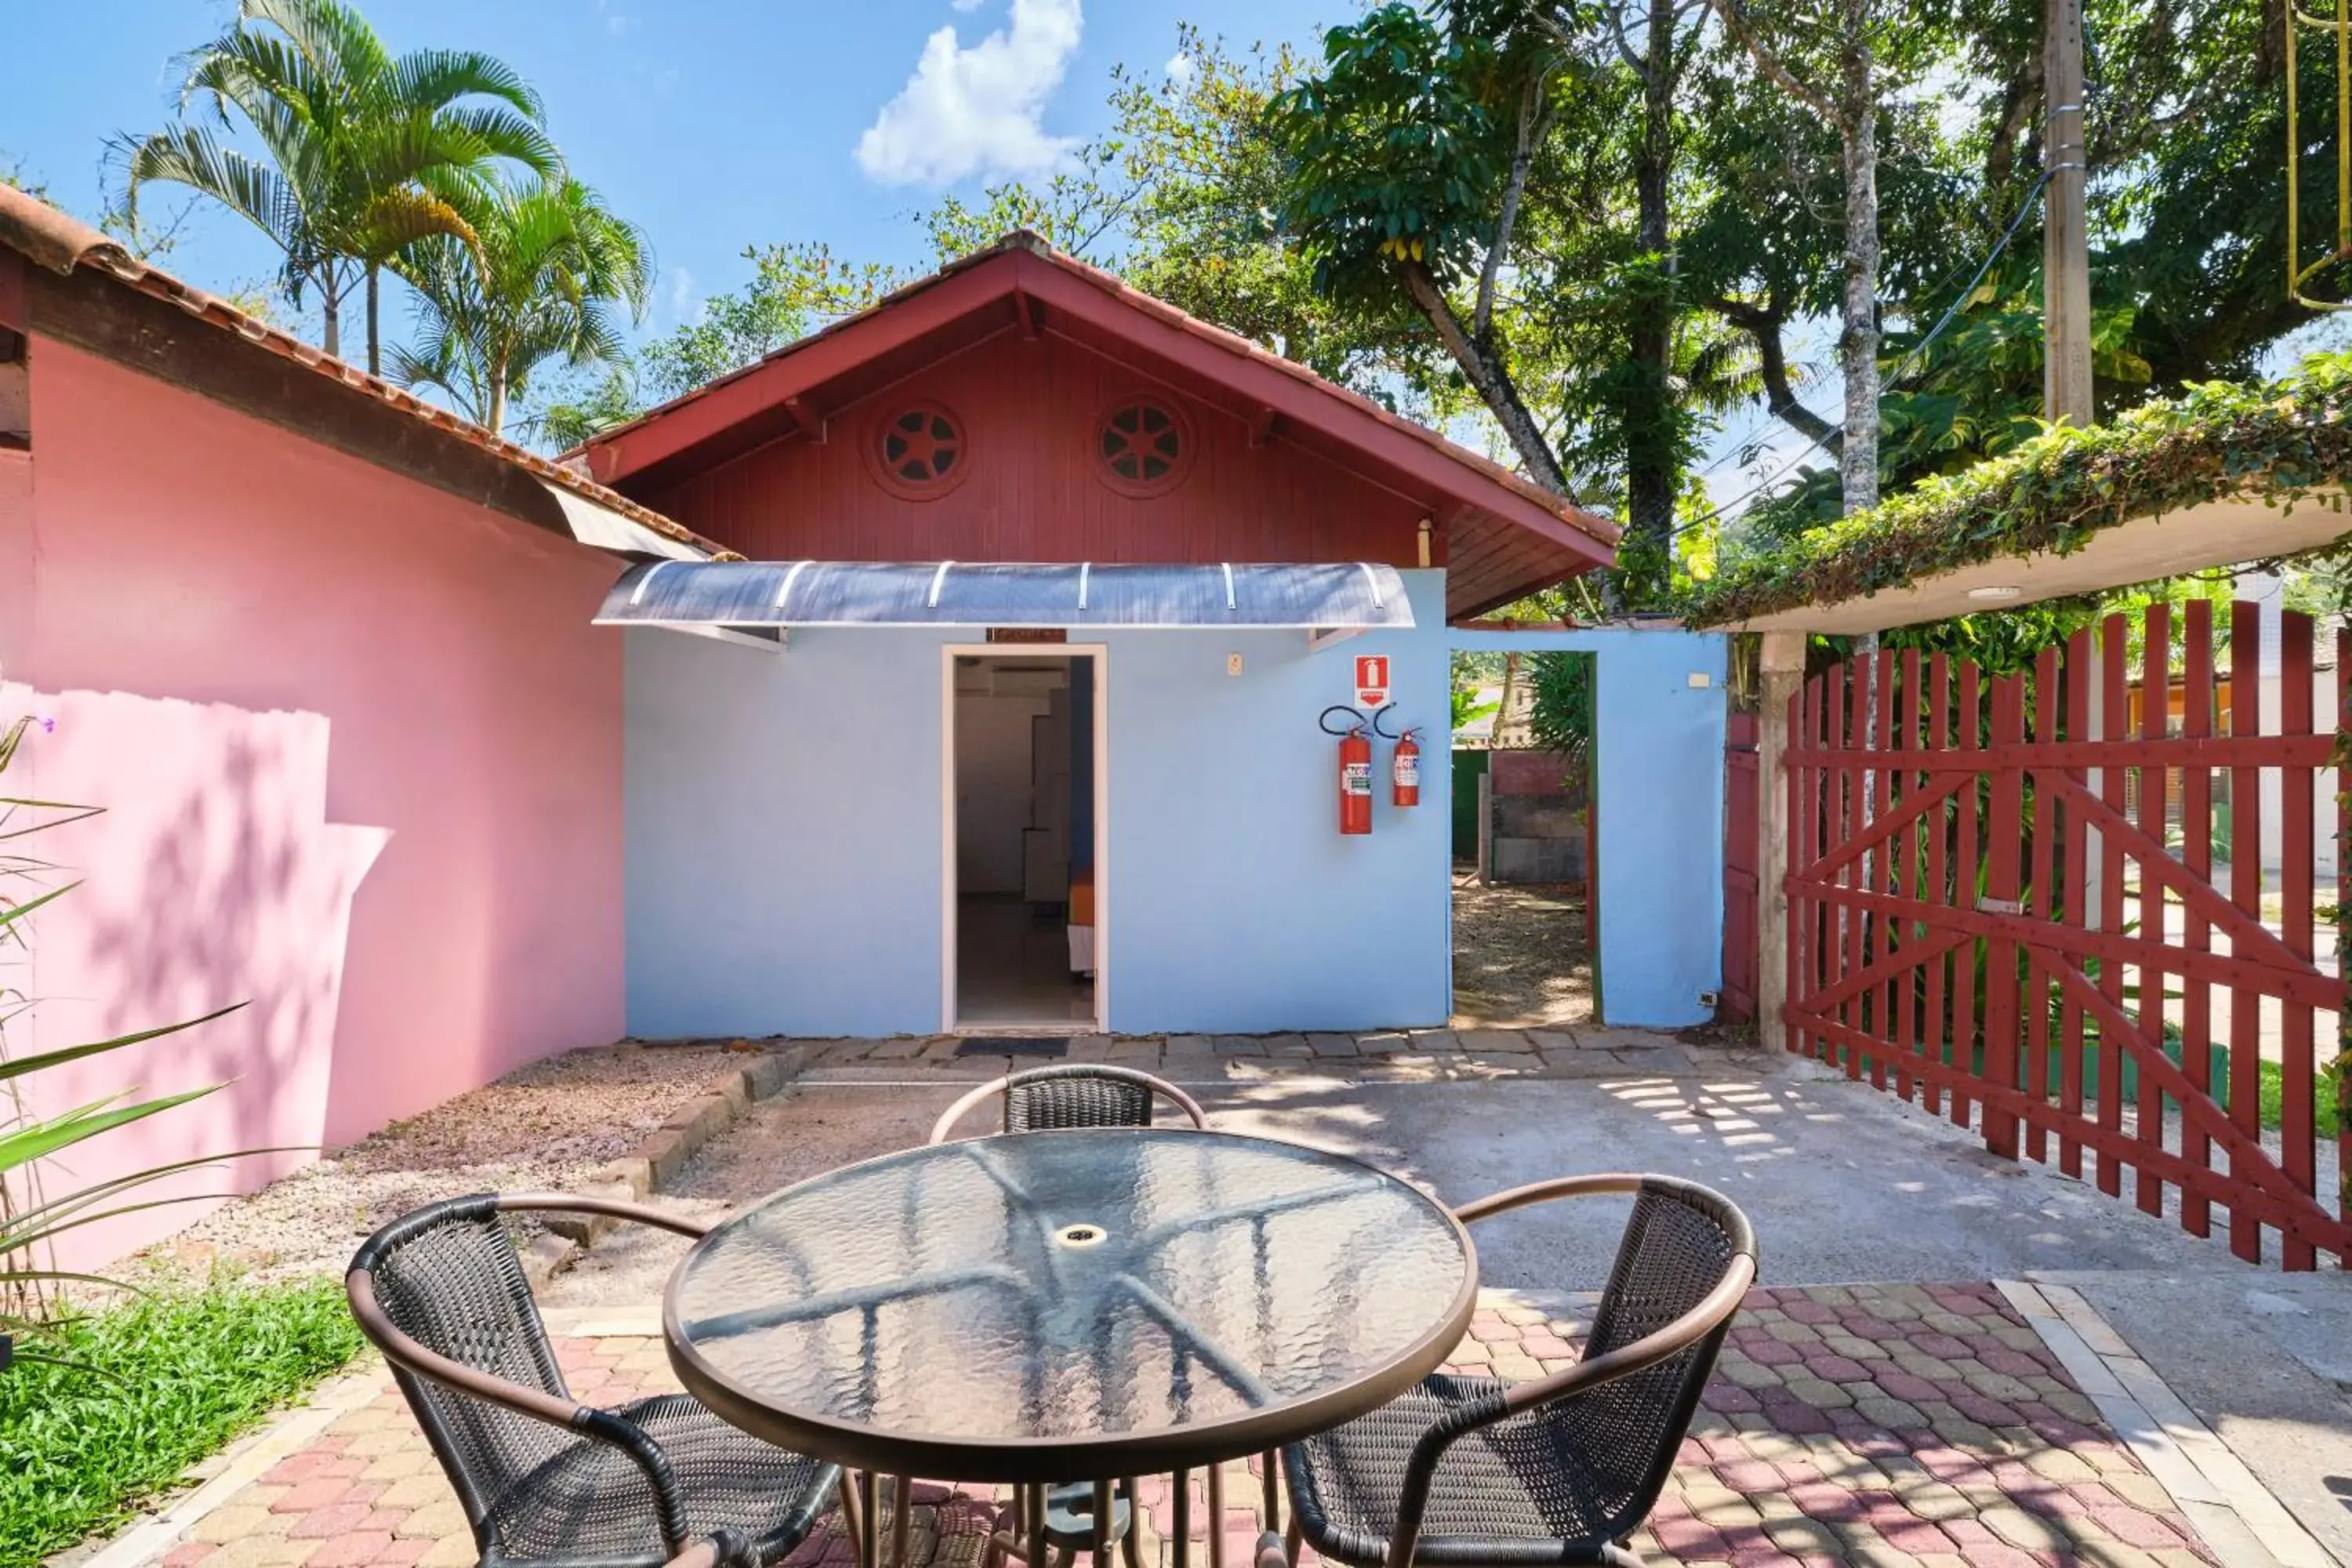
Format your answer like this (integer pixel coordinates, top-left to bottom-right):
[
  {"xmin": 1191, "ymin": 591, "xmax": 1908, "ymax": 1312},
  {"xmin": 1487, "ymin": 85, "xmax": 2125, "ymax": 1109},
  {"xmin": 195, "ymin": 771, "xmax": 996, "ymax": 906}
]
[
  {"xmin": 1118, "ymin": 1481, "xmax": 1143, "ymax": 1568},
  {"xmin": 1282, "ymin": 1513, "xmax": 1301, "ymax": 1568},
  {"xmin": 1206, "ymin": 1465, "xmax": 1225, "ymax": 1568},
  {"xmin": 847, "ymin": 1472, "xmax": 879, "ymax": 1568},
  {"xmin": 1258, "ymin": 1455, "xmax": 1279, "ymax": 1538},
  {"xmin": 1171, "ymin": 1468, "xmax": 1191, "ymax": 1568},
  {"xmin": 891, "ymin": 1475, "xmax": 915, "ymax": 1568}
]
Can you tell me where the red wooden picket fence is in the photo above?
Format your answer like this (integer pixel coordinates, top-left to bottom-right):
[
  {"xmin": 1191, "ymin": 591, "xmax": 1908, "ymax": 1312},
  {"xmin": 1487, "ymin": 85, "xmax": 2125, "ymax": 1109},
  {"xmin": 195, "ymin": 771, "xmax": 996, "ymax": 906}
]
[{"xmin": 1783, "ymin": 601, "xmax": 2351, "ymax": 1269}]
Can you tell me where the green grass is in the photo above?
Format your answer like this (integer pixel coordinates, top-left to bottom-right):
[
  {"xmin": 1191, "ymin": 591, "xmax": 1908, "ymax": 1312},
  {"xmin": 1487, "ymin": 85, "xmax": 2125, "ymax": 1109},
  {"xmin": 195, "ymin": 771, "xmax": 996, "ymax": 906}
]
[
  {"xmin": 0, "ymin": 1278, "xmax": 365, "ymax": 1566},
  {"xmin": 2259, "ymin": 1058, "xmax": 2343, "ymax": 1138}
]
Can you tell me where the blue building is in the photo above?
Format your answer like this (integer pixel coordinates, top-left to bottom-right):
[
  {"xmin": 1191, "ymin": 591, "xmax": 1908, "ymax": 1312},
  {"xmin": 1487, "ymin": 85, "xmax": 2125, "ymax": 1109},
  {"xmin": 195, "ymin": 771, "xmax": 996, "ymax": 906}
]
[{"xmin": 581, "ymin": 235, "xmax": 1727, "ymax": 1040}]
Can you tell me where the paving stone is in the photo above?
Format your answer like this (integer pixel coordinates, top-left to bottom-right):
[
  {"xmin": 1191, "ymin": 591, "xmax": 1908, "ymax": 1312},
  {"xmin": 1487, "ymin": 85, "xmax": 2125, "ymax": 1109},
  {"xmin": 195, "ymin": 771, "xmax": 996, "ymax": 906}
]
[
  {"xmin": 1976, "ymin": 1504, "xmax": 2070, "ymax": 1553},
  {"xmin": 1853, "ymin": 1397, "xmax": 1927, "ymax": 1429},
  {"xmin": 304, "ymin": 1534, "xmax": 397, "ymax": 1568},
  {"xmin": 289, "ymin": 1504, "xmax": 381, "ymax": 1541},
  {"xmin": 1352, "ymin": 1031, "xmax": 1409, "ymax": 1054},
  {"xmin": 1456, "ymin": 1029, "xmax": 1536, "ymax": 1054},
  {"xmin": 199, "ymin": 1537, "xmax": 323, "ymax": 1568},
  {"xmin": 1305, "ymin": 1033, "xmax": 1359, "ymax": 1057},
  {"xmin": 1406, "ymin": 1029, "xmax": 1461, "ymax": 1052},
  {"xmin": 1526, "ymin": 1029, "xmax": 1585, "ymax": 1051},
  {"xmin": 191, "ymin": 1506, "xmax": 291, "ymax": 1544},
  {"xmin": 1780, "ymin": 1377, "xmax": 1855, "ymax": 1409},
  {"xmin": 393, "ymin": 1501, "xmax": 468, "ymax": 1540},
  {"xmin": 1211, "ymin": 1035, "xmax": 1267, "ymax": 1055},
  {"xmin": 416, "ymin": 1536, "xmax": 477, "ymax": 1568}
]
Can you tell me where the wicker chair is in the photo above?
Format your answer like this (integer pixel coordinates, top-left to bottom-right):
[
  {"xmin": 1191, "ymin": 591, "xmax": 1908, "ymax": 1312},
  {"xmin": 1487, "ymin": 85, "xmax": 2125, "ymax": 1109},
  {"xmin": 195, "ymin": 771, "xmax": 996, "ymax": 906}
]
[
  {"xmin": 1277, "ymin": 1174, "xmax": 1757, "ymax": 1568},
  {"xmin": 927, "ymin": 1063, "xmax": 1207, "ymax": 1143},
  {"xmin": 347, "ymin": 1192, "xmax": 845, "ymax": 1568}
]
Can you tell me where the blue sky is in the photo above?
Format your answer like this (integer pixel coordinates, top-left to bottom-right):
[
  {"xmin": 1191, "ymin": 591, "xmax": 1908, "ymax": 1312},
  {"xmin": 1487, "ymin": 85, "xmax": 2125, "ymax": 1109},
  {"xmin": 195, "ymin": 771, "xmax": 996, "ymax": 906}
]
[{"xmin": 4, "ymin": 0, "xmax": 1335, "ymax": 342}]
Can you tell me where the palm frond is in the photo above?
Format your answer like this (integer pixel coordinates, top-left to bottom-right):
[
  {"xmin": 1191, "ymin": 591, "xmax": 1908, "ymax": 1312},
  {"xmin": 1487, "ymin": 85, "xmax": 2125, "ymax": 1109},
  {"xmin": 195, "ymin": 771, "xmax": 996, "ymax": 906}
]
[{"xmin": 389, "ymin": 48, "xmax": 546, "ymax": 125}]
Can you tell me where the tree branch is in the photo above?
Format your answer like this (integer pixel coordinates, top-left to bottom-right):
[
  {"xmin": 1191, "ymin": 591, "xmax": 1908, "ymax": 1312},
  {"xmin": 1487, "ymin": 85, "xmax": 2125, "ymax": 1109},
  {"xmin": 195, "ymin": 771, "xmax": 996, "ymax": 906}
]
[
  {"xmin": 1475, "ymin": 78, "xmax": 1546, "ymax": 340},
  {"xmin": 1607, "ymin": 2, "xmax": 1650, "ymax": 77},
  {"xmin": 1401, "ymin": 260, "xmax": 1574, "ymax": 500},
  {"xmin": 1707, "ymin": 293, "xmax": 1842, "ymax": 451},
  {"xmin": 1704, "ymin": 0, "xmax": 1836, "ymax": 121}
]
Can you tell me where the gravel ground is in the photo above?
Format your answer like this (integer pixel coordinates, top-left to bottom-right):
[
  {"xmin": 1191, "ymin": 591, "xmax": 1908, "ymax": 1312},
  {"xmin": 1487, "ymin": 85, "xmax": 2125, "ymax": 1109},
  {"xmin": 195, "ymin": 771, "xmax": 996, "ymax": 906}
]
[
  {"xmin": 140, "ymin": 1043, "xmax": 750, "ymax": 1286},
  {"xmin": 1450, "ymin": 874, "xmax": 1593, "ymax": 1029}
]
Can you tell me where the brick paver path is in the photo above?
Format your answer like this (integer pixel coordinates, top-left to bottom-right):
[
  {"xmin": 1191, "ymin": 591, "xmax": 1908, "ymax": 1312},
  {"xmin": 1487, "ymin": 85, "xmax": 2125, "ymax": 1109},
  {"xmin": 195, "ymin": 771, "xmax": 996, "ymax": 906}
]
[{"xmin": 143, "ymin": 1286, "xmax": 2211, "ymax": 1568}]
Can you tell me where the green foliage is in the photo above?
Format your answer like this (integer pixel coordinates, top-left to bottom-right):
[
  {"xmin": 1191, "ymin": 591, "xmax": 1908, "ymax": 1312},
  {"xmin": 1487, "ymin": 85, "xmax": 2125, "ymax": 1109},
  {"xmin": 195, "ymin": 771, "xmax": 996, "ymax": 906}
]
[
  {"xmin": 1682, "ymin": 354, "xmax": 2352, "ymax": 630},
  {"xmin": 391, "ymin": 174, "xmax": 649, "ymax": 437},
  {"xmin": 114, "ymin": 0, "xmax": 556, "ymax": 369},
  {"xmin": 637, "ymin": 242, "xmax": 902, "ymax": 409},
  {"xmin": 1269, "ymin": 5, "xmax": 1512, "ymax": 303},
  {"xmin": 0, "ymin": 1279, "xmax": 363, "ymax": 1563},
  {"xmin": 1524, "ymin": 652, "xmax": 1595, "ymax": 776}
]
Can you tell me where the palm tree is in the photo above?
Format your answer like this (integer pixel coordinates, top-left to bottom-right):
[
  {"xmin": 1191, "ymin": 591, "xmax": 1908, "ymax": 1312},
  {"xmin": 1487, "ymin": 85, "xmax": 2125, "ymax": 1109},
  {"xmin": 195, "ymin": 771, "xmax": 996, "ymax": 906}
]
[
  {"xmin": 117, "ymin": 0, "xmax": 558, "ymax": 374},
  {"xmin": 390, "ymin": 176, "xmax": 651, "ymax": 438}
]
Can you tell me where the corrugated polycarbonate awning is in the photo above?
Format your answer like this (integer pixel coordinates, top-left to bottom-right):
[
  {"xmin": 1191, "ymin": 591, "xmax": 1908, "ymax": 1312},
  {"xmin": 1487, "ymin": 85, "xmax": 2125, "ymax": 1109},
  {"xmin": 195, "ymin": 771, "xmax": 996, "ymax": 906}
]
[{"xmin": 593, "ymin": 561, "xmax": 1415, "ymax": 632}]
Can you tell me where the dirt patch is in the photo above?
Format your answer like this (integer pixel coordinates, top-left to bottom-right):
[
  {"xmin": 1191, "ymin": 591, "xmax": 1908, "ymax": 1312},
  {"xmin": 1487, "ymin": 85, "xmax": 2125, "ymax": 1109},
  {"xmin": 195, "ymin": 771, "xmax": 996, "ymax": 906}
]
[
  {"xmin": 1450, "ymin": 872, "xmax": 1593, "ymax": 1029},
  {"xmin": 134, "ymin": 1043, "xmax": 751, "ymax": 1287}
]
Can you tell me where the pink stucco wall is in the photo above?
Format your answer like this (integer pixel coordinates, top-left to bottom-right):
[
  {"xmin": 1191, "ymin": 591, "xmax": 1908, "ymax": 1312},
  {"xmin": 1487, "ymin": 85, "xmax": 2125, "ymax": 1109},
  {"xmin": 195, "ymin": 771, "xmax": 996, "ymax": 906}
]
[{"xmin": 11, "ymin": 337, "xmax": 626, "ymax": 1266}]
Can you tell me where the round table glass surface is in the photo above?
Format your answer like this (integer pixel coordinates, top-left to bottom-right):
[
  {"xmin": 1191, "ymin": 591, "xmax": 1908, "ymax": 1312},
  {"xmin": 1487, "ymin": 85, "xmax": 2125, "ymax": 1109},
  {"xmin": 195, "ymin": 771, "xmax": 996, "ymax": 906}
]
[{"xmin": 663, "ymin": 1129, "xmax": 1476, "ymax": 1479}]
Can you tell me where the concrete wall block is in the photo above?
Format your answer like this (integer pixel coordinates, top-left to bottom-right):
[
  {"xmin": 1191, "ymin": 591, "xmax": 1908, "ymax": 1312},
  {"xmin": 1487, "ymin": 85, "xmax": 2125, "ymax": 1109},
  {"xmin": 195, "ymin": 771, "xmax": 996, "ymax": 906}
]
[
  {"xmin": 1491, "ymin": 796, "xmax": 1584, "ymax": 840},
  {"xmin": 1489, "ymin": 750, "xmax": 1577, "ymax": 796},
  {"xmin": 1491, "ymin": 837, "xmax": 1585, "ymax": 884}
]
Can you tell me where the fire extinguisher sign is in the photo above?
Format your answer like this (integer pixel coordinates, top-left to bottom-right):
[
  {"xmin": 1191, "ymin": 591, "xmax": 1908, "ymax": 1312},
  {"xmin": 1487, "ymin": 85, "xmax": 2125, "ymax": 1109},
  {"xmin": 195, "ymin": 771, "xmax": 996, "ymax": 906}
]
[{"xmin": 1354, "ymin": 654, "xmax": 1392, "ymax": 710}]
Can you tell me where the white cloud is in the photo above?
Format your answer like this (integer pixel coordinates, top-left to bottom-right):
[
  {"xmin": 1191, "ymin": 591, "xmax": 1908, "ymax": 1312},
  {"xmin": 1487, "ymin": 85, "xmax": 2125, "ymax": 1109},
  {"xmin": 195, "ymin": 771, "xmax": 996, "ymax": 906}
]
[
  {"xmin": 855, "ymin": 0, "xmax": 1084, "ymax": 187},
  {"xmin": 1165, "ymin": 51, "xmax": 1196, "ymax": 86},
  {"xmin": 661, "ymin": 266, "xmax": 701, "ymax": 328}
]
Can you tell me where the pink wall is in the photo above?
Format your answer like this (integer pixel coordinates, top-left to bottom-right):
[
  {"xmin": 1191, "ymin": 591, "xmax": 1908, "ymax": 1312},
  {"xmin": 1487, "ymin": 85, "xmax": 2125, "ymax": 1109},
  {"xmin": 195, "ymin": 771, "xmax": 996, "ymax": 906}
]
[{"xmin": 11, "ymin": 338, "xmax": 626, "ymax": 1265}]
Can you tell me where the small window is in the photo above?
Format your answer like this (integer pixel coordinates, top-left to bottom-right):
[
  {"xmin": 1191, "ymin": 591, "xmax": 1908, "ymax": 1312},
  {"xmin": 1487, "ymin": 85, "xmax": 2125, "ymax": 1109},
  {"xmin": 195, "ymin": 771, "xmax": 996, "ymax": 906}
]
[
  {"xmin": 1094, "ymin": 397, "xmax": 1193, "ymax": 497},
  {"xmin": 866, "ymin": 401, "xmax": 969, "ymax": 499}
]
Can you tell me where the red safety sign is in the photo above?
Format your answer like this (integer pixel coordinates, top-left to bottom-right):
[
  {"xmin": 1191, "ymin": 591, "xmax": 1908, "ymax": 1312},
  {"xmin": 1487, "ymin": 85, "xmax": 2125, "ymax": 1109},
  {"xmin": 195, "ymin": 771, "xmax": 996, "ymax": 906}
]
[{"xmin": 1354, "ymin": 653, "xmax": 1391, "ymax": 710}]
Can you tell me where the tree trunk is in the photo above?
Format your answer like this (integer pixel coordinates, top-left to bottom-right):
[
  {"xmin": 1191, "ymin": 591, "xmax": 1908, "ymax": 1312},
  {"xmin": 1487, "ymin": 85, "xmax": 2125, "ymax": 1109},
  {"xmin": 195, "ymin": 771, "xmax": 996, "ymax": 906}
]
[
  {"xmin": 1836, "ymin": 12, "xmax": 1882, "ymax": 517},
  {"xmin": 1399, "ymin": 260, "xmax": 1571, "ymax": 497},
  {"xmin": 1621, "ymin": 0, "xmax": 1679, "ymax": 598},
  {"xmin": 486, "ymin": 372, "xmax": 506, "ymax": 439},
  {"xmin": 320, "ymin": 273, "xmax": 340, "ymax": 361},
  {"xmin": 365, "ymin": 265, "xmax": 381, "ymax": 379}
]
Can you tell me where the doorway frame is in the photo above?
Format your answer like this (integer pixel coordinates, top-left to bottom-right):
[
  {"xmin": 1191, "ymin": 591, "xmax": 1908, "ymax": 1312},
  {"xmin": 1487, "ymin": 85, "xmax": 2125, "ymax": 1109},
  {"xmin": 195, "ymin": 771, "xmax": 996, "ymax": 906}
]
[{"xmin": 940, "ymin": 642, "xmax": 1110, "ymax": 1035}]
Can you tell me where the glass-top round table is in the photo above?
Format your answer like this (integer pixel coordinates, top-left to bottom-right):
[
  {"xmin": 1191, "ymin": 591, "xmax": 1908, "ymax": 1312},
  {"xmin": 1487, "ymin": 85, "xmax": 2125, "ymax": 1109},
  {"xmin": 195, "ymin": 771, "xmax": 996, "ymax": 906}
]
[{"xmin": 663, "ymin": 1128, "xmax": 1478, "ymax": 1483}]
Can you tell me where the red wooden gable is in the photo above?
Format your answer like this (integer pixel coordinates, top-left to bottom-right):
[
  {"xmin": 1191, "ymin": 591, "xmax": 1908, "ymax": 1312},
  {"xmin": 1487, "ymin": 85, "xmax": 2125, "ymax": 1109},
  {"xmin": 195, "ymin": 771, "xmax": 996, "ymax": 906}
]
[{"xmin": 577, "ymin": 234, "xmax": 1618, "ymax": 620}]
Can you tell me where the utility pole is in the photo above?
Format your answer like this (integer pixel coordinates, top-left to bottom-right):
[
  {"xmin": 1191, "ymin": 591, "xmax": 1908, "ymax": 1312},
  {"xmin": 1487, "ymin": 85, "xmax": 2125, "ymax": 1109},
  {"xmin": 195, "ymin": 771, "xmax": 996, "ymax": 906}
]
[{"xmin": 2043, "ymin": 0, "xmax": 2093, "ymax": 425}]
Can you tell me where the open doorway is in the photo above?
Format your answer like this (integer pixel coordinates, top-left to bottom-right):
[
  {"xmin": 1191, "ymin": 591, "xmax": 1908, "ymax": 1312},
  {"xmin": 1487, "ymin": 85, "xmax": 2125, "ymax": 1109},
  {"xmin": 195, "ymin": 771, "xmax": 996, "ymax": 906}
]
[
  {"xmin": 946, "ymin": 648, "xmax": 1102, "ymax": 1031},
  {"xmin": 1450, "ymin": 646, "xmax": 1596, "ymax": 1028}
]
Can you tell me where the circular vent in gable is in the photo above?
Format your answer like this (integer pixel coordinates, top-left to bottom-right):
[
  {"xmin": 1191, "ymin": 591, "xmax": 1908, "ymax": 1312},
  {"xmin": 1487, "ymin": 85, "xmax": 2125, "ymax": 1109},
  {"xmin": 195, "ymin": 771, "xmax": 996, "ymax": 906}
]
[
  {"xmin": 1094, "ymin": 397, "xmax": 1194, "ymax": 497},
  {"xmin": 867, "ymin": 401, "xmax": 969, "ymax": 499}
]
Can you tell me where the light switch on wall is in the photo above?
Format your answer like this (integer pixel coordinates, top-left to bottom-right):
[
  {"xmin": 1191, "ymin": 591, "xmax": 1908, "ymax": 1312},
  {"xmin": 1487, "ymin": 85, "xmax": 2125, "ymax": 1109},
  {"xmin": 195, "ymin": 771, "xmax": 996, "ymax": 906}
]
[
  {"xmin": 1687, "ymin": 672, "xmax": 1711, "ymax": 688},
  {"xmin": 1228, "ymin": 652, "xmax": 1243, "ymax": 677}
]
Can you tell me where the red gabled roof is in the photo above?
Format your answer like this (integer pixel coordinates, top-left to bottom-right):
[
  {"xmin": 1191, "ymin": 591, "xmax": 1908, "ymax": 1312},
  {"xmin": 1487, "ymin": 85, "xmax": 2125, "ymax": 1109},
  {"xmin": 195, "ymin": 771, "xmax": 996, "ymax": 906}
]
[{"xmin": 577, "ymin": 233, "xmax": 1616, "ymax": 616}]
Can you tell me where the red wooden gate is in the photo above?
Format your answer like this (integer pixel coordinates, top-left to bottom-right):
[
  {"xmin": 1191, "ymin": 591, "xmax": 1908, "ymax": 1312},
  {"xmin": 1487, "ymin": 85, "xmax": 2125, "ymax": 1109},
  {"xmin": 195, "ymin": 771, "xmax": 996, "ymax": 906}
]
[
  {"xmin": 1722, "ymin": 711, "xmax": 1760, "ymax": 1023},
  {"xmin": 1784, "ymin": 601, "xmax": 2350, "ymax": 1268}
]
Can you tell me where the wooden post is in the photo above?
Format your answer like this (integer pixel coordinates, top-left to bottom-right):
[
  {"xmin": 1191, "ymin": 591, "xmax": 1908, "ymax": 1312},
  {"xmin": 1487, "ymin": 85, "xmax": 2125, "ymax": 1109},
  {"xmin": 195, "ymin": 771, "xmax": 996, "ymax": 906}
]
[
  {"xmin": 2043, "ymin": 0, "xmax": 2094, "ymax": 425},
  {"xmin": 1756, "ymin": 632, "xmax": 1806, "ymax": 1040}
]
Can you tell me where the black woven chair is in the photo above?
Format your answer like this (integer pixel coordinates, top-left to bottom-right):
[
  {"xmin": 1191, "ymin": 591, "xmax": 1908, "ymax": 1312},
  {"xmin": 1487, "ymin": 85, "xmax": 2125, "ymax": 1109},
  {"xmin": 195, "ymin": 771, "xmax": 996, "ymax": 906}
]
[
  {"xmin": 347, "ymin": 1192, "xmax": 846, "ymax": 1568},
  {"xmin": 927, "ymin": 1063, "xmax": 1208, "ymax": 1143},
  {"xmin": 1278, "ymin": 1174, "xmax": 1757, "ymax": 1568}
]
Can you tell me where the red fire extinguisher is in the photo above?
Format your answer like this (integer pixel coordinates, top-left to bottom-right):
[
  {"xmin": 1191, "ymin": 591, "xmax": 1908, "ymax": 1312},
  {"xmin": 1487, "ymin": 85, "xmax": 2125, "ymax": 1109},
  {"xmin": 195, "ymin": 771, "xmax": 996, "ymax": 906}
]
[
  {"xmin": 1392, "ymin": 727, "xmax": 1422, "ymax": 808},
  {"xmin": 1323, "ymin": 706, "xmax": 1374, "ymax": 835}
]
